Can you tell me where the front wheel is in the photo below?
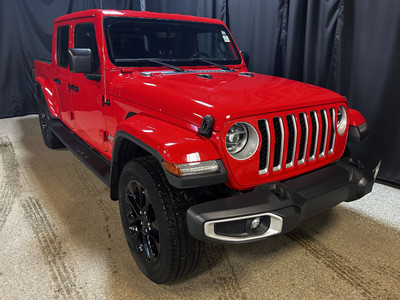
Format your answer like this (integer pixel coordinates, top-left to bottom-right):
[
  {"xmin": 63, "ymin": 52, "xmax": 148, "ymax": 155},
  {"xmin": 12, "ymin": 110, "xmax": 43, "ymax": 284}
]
[{"xmin": 118, "ymin": 156, "xmax": 201, "ymax": 283}]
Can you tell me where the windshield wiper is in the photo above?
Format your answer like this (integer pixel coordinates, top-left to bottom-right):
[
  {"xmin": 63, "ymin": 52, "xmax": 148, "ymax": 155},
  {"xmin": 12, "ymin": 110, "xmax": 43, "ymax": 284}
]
[
  {"xmin": 192, "ymin": 58, "xmax": 231, "ymax": 71},
  {"xmin": 114, "ymin": 58, "xmax": 184, "ymax": 72}
]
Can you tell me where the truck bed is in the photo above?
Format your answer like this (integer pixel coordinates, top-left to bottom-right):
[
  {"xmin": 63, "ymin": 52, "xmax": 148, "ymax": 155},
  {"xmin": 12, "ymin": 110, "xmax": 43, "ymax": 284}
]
[{"xmin": 34, "ymin": 59, "xmax": 52, "ymax": 81}]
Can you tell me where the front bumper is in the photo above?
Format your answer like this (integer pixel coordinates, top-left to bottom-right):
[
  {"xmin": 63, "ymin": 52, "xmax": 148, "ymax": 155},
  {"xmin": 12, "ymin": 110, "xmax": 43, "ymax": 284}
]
[{"xmin": 187, "ymin": 153, "xmax": 381, "ymax": 243}]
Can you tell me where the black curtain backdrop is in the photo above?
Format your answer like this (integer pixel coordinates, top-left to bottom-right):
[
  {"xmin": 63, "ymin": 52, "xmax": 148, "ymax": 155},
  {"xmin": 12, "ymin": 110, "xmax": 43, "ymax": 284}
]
[
  {"xmin": 0, "ymin": 0, "xmax": 141, "ymax": 119},
  {"xmin": 336, "ymin": 0, "xmax": 400, "ymax": 186},
  {"xmin": 0, "ymin": 0, "xmax": 398, "ymax": 185}
]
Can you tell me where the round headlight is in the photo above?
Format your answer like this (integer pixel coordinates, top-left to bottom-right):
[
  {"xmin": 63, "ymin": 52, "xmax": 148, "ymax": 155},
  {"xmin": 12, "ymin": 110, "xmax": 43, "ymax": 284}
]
[
  {"xmin": 226, "ymin": 123, "xmax": 248, "ymax": 154},
  {"xmin": 225, "ymin": 122, "xmax": 259, "ymax": 160},
  {"xmin": 336, "ymin": 106, "xmax": 347, "ymax": 135}
]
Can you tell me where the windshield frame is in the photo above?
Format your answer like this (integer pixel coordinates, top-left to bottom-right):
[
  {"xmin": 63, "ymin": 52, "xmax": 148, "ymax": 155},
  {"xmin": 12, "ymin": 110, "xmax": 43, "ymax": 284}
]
[{"xmin": 103, "ymin": 17, "xmax": 242, "ymax": 68}]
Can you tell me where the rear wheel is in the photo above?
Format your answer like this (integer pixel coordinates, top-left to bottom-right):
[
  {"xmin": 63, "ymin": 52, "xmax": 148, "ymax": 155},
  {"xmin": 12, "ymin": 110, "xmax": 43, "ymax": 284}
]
[
  {"xmin": 118, "ymin": 156, "xmax": 201, "ymax": 283},
  {"xmin": 37, "ymin": 90, "xmax": 64, "ymax": 149}
]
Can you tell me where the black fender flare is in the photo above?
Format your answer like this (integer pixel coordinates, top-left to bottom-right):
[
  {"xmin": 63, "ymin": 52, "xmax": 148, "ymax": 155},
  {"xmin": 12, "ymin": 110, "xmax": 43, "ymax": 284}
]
[{"xmin": 109, "ymin": 131, "xmax": 227, "ymax": 200}]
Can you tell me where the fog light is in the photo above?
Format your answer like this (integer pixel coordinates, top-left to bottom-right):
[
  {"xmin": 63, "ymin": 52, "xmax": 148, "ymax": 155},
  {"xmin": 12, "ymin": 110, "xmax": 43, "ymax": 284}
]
[
  {"xmin": 250, "ymin": 217, "xmax": 261, "ymax": 230},
  {"xmin": 246, "ymin": 216, "xmax": 270, "ymax": 235}
]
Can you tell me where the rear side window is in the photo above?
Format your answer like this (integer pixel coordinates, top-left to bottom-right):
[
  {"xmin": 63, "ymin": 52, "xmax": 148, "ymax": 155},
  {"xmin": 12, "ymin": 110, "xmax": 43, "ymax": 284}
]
[
  {"xmin": 74, "ymin": 23, "xmax": 100, "ymax": 72},
  {"xmin": 57, "ymin": 26, "xmax": 69, "ymax": 68}
]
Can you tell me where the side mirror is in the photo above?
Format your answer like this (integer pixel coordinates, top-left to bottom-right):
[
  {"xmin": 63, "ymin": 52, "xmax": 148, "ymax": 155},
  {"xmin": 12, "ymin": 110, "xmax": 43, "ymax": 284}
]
[
  {"xmin": 241, "ymin": 51, "xmax": 250, "ymax": 67},
  {"xmin": 68, "ymin": 48, "xmax": 93, "ymax": 73}
]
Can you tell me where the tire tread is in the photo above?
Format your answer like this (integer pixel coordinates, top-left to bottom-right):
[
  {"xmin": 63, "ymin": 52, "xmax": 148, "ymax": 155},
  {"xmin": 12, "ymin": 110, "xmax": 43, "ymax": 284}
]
[
  {"xmin": 131, "ymin": 156, "xmax": 201, "ymax": 282},
  {"xmin": 36, "ymin": 86, "xmax": 64, "ymax": 149}
]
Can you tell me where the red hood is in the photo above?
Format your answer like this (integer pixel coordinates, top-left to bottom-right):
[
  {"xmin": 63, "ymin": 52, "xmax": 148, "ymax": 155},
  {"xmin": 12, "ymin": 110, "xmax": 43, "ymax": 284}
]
[{"xmin": 110, "ymin": 70, "xmax": 345, "ymax": 131}]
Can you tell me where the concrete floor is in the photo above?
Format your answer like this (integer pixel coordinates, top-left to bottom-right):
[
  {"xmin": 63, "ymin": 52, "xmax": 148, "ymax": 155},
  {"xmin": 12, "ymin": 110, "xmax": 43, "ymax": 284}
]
[{"xmin": 0, "ymin": 115, "xmax": 399, "ymax": 300}]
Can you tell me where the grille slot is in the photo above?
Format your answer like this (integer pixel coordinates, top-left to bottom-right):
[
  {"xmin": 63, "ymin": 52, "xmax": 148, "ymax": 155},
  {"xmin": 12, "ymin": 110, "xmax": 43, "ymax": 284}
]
[
  {"xmin": 272, "ymin": 117, "xmax": 284, "ymax": 171},
  {"xmin": 285, "ymin": 115, "xmax": 297, "ymax": 168},
  {"xmin": 298, "ymin": 113, "xmax": 308, "ymax": 165},
  {"xmin": 258, "ymin": 119, "xmax": 270, "ymax": 174},
  {"xmin": 328, "ymin": 108, "xmax": 336, "ymax": 154},
  {"xmin": 319, "ymin": 109, "xmax": 328, "ymax": 157},
  {"xmin": 309, "ymin": 111, "xmax": 319, "ymax": 161},
  {"xmin": 258, "ymin": 107, "xmax": 337, "ymax": 175}
]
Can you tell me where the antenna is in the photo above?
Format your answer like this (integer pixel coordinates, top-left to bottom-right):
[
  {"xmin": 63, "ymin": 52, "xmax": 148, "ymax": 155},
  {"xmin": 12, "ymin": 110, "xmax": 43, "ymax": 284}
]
[{"xmin": 100, "ymin": 0, "xmax": 103, "ymax": 9}]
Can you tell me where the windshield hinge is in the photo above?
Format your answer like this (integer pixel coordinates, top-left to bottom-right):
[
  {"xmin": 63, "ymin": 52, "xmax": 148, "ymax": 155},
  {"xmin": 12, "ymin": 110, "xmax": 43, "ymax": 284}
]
[{"xmin": 198, "ymin": 115, "xmax": 214, "ymax": 138}]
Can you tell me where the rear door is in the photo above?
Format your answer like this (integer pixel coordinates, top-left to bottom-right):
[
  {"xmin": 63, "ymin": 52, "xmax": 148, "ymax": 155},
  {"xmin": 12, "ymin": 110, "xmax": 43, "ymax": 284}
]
[
  {"xmin": 53, "ymin": 24, "xmax": 74, "ymax": 129},
  {"xmin": 69, "ymin": 21, "xmax": 107, "ymax": 152}
]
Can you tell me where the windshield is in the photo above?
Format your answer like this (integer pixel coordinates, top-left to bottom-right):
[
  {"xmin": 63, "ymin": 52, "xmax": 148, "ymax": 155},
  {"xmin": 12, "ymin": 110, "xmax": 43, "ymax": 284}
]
[{"xmin": 104, "ymin": 17, "xmax": 241, "ymax": 67}]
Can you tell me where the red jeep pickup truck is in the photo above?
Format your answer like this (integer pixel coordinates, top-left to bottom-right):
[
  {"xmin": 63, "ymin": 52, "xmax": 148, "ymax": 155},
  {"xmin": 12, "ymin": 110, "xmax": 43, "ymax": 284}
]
[{"xmin": 33, "ymin": 9, "xmax": 380, "ymax": 283}]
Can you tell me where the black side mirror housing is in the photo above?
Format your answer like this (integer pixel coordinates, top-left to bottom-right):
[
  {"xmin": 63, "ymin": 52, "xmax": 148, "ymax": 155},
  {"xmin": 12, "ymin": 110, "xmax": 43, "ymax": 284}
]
[
  {"xmin": 68, "ymin": 48, "xmax": 93, "ymax": 73},
  {"xmin": 241, "ymin": 51, "xmax": 250, "ymax": 68}
]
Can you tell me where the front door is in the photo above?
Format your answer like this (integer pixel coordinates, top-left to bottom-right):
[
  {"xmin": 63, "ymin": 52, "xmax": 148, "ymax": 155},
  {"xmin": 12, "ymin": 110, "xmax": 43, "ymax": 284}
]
[{"xmin": 69, "ymin": 21, "xmax": 107, "ymax": 153}]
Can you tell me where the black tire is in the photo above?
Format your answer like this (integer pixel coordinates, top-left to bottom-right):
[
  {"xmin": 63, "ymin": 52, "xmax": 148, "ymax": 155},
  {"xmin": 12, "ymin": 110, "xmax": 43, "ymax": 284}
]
[
  {"xmin": 118, "ymin": 156, "xmax": 201, "ymax": 283},
  {"xmin": 37, "ymin": 90, "xmax": 64, "ymax": 149}
]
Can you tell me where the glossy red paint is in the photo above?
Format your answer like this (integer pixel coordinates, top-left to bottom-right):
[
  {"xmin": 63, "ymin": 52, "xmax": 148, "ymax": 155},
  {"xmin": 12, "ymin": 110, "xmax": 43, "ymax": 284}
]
[
  {"xmin": 35, "ymin": 9, "xmax": 362, "ymax": 190},
  {"xmin": 349, "ymin": 108, "xmax": 366, "ymax": 126},
  {"xmin": 34, "ymin": 61, "xmax": 59, "ymax": 117},
  {"xmin": 53, "ymin": 9, "xmax": 224, "ymax": 26},
  {"xmin": 107, "ymin": 71, "xmax": 344, "ymax": 132},
  {"xmin": 51, "ymin": 19, "xmax": 75, "ymax": 129},
  {"xmin": 69, "ymin": 17, "xmax": 107, "ymax": 151},
  {"xmin": 115, "ymin": 115, "xmax": 221, "ymax": 164},
  {"xmin": 216, "ymin": 102, "xmax": 349, "ymax": 189}
]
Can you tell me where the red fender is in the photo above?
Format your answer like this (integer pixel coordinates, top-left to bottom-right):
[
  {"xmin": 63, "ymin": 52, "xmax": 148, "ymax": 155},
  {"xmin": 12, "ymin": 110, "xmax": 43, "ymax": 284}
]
[
  {"xmin": 35, "ymin": 77, "xmax": 59, "ymax": 118},
  {"xmin": 349, "ymin": 109, "xmax": 366, "ymax": 127},
  {"xmin": 34, "ymin": 60, "xmax": 60, "ymax": 118},
  {"xmin": 115, "ymin": 115, "xmax": 221, "ymax": 164}
]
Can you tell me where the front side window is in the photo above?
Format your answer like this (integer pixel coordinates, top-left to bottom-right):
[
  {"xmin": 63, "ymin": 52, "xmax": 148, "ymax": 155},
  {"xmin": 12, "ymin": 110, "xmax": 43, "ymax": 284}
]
[
  {"xmin": 104, "ymin": 17, "xmax": 241, "ymax": 67},
  {"xmin": 74, "ymin": 23, "xmax": 100, "ymax": 72},
  {"xmin": 57, "ymin": 26, "xmax": 69, "ymax": 68}
]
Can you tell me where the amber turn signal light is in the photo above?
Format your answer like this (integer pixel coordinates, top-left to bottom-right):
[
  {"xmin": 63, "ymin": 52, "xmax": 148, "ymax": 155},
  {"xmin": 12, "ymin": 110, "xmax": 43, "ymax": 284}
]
[{"xmin": 163, "ymin": 161, "xmax": 182, "ymax": 177}]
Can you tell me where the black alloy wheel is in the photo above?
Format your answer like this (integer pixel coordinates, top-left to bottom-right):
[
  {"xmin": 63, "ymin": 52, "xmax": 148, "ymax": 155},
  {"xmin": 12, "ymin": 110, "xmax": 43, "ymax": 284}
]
[
  {"xmin": 118, "ymin": 157, "xmax": 201, "ymax": 283},
  {"xmin": 123, "ymin": 180, "xmax": 160, "ymax": 264}
]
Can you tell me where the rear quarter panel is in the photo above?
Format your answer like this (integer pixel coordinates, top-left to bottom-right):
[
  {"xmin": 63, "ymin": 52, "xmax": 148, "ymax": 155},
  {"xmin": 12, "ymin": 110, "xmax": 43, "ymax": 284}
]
[{"xmin": 34, "ymin": 60, "xmax": 60, "ymax": 118}]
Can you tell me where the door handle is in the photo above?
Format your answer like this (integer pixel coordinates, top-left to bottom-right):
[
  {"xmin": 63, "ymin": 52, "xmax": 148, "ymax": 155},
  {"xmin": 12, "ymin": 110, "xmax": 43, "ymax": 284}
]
[
  {"xmin": 53, "ymin": 78, "xmax": 61, "ymax": 84},
  {"xmin": 103, "ymin": 98, "xmax": 110, "ymax": 107},
  {"xmin": 68, "ymin": 84, "xmax": 79, "ymax": 92}
]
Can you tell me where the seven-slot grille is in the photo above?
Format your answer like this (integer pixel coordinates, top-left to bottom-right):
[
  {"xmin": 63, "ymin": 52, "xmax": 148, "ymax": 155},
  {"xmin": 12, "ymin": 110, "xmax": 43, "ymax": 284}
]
[{"xmin": 258, "ymin": 108, "xmax": 336, "ymax": 175}]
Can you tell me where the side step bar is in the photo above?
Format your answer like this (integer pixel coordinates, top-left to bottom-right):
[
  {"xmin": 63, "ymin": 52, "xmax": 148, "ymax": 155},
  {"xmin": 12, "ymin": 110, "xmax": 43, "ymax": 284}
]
[{"xmin": 49, "ymin": 119, "xmax": 111, "ymax": 186}]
